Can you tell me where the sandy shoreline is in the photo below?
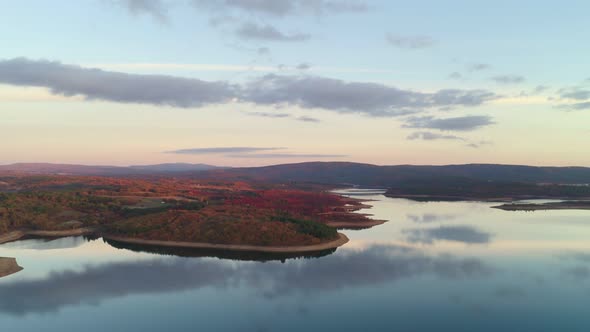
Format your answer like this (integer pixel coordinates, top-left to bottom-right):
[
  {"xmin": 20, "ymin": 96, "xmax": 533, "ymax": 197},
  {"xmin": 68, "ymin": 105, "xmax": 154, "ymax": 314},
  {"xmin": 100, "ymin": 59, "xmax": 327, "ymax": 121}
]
[
  {"xmin": 1, "ymin": 228, "xmax": 349, "ymax": 253},
  {"xmin": 0, "ymin": 257, "xmax": 23, "ymax": 278},
  {"xmin": 103, "ymin": 233, "xmax": 349, "ymax": 254}
]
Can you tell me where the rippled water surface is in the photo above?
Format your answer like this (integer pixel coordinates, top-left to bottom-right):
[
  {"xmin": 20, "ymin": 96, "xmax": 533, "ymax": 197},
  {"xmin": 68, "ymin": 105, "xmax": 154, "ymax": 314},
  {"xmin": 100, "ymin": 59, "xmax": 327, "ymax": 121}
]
[{"xmin": 2, "ymin": 191, "xmax": 590, "ymax": 332}]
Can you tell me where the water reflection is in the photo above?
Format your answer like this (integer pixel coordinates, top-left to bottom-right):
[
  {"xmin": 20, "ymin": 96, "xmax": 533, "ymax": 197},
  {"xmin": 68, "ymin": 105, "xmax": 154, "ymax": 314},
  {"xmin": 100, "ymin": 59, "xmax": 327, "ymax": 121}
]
[
  {"xmin": 0, "ymin": 244, "xmax": 492, "ymax": 316},
  {"xmin": 406, "ymin": 213, "xmax": 458, "ymax": 223},
  {"xmin": 403, "ymin": 225, "xmax": 493, "ymax": 244},
  {"xmin": 105, "ymin": 238, "xmax": 337, "ymax": 262},
  {"xmin": 0, "ymin": 235, "xmax": 91, "ymax": 251}
]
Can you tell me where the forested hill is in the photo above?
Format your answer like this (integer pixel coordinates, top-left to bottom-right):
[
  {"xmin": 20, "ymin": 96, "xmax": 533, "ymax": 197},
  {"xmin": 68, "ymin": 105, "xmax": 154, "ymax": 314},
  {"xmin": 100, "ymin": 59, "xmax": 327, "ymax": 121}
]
[
  {"xmin": 3, "ymin": 162, "xmax": 590, "ymax": 186},
  {"xmin": 196, "ymin": 162, "xmax": 590, "ymax": 186}
]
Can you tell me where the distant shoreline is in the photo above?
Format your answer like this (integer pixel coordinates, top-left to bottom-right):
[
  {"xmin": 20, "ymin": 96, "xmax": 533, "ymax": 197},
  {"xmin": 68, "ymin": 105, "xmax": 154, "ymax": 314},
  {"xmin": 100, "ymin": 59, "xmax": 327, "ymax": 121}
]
[
  {"xmin": 0, "ymin": 228, "xmax": 95, "ymax": 245},
  {"xmin": 0, "ymin": 228, "xmax": 350, "ymax": 253},
  {"xmin": 492, "ymin": 201, "xmax": 590, "ymax": 211}
]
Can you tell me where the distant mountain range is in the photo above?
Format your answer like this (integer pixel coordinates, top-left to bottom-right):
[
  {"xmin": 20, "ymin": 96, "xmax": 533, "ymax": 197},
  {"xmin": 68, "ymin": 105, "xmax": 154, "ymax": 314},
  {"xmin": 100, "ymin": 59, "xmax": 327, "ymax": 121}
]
[
  {"xmin": 3, "ymin": 162, "xmax": 590, "ymax": 186},
  {"xmin": 199, "ymin": 162, "xmax": 590, "ymax": 186}
]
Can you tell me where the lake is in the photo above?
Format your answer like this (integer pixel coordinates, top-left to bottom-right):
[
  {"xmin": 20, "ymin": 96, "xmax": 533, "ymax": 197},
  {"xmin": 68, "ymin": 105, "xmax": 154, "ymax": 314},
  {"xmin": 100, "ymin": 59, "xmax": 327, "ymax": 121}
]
[{"xmin": 1, "ymin": 190, "xmax": 590, "ymax": 331}]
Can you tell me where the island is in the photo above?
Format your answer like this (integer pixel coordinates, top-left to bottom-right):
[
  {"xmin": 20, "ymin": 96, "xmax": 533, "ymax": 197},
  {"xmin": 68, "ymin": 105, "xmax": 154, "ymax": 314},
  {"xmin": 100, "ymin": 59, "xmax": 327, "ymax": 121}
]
[
  {"xmin": 492, "ymin": 201, "xmax": 590, "ymax": 211},
  {"xmin": 384, "ymin": 177, "xmax": 590, "ymax": 202},
  {"xmin": 0, "ymin": 174, "xmax": 377, "ymax": 253}
]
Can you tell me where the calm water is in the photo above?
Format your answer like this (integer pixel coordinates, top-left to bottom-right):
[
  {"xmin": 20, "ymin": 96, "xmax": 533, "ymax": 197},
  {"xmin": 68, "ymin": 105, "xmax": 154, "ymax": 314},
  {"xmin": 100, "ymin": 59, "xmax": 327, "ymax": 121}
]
[{"xmin": 2, "ymin": 190, "xmax": 590, "ymax": 331}]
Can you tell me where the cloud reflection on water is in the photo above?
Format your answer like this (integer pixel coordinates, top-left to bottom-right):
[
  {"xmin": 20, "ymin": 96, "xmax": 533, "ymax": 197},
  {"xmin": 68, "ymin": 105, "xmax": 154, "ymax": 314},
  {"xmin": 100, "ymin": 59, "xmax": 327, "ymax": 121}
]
[{"xmin": 0, "ymin": 245, "xmax": 492, "ymax": 316}]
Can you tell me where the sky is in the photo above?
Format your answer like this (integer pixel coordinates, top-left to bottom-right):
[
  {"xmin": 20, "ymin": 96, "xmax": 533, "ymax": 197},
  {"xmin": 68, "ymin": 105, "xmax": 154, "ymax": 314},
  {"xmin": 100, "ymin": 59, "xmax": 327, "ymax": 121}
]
[{"xmin": 1, "ymin": 0, "xmax": 589, "ymax": 167}]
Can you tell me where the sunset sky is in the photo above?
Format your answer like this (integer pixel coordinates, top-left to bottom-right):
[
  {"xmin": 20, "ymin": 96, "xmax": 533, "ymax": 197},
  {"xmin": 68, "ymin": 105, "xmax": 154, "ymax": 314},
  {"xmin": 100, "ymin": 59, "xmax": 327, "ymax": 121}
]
[{"xmin": 1, "ymin": 0, "xmax": 589, "ymax": 166}]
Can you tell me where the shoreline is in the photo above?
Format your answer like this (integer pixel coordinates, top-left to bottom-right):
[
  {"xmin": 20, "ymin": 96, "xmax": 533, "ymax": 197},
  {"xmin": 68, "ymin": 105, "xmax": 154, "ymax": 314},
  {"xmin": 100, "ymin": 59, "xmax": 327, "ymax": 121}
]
[
  {"xmin": 492, "ymin": 203, "xmax": 590, "ymax": 211},
  {"xmin": 0, "ymin": 257, "xmax": 23, "ymax": 278},
  {"xmin": 0, "ymin": 228, "xmax": 96, "ymax": 245},
  {"xmin": 1, "ymin": 228, "xmax": 350, "ymax": 253},
  {"xmin": 102, "ymin": 233, "xmax": 349, "ymax": 254},
  {"xmin": 385, "ymin": 193, "xmax": 590, "ymax": 202}
]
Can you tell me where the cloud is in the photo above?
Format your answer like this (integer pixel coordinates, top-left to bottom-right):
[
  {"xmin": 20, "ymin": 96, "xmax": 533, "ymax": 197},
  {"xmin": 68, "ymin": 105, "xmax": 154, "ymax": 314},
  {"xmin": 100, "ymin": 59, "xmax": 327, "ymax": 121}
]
[
  {"xmin": 386, "ymin": 34, "xmax": 436, "ymax": 49},
  {"xmin": 243, "ymin": 74, "xmax": 497, "ymax": 116},
  {"xmin": 191, "ymin": 0, "xmax": 368, "ymax": 17},
  {"xmin": 227, "ymin": 153, "xmax": 346, "ymax": 159},
  {"xmin": 491, "ymin": 75, "xmax": 525, "ymax": 84},
  {"xmin": 403, "ymin": 115, "xmax": 495, "ymax": 132},
  {"xmin": 448, "ymin": 72, "xmax": 463, "ymax": 80},
  {"xmin": 0, "ymin": 57, "xmax": 236, "ymax": 108},
  {"xmin": 0, "ymin": 244, "xmax": 492, "ymax": 315},
  {"xmin": 465, "ymin": 140, "xmax": 493, "ymax": 148},
  {"xmin": 244, "ymin": 112, "xmax": 320, "ymax": 123},
  {"xmin": 467, "ymin": 63, "xmax": 491, "ymax": 72},
  {"xmin": 246, "ymin": 111, "xmax": 291, "ymax": 118},
  {"xmin": 0, "ymin": 58, "xmax": 498, "ymax": 116},
  {"xmin": 403, "ymin": 225, "xmax": 493, "ymax": 244},
  {"xmin": 166, "ymin": 147, "xmax": 283, "ymax": 154},
  {"xmin": 114, "ymin": 0, "xmax": 169, "ymax": 23},
  {"xmin": 296, "ymin": 62, "xmax": 312, "ymax": 71},
  {"xmin": 166, "ymin": 147, "xmax": 339, "ymax": 158},
  {"xmin": 297, "ymin": 116, "xmax": 320, "ymax": 123},
  {"xmin": 559, "ymin": 88, "xmax": 590, "ymax": 101},
  {"xmin": 533, "ymin": 85, "xmax": 550, "ymax": 93},
  {"xmin": 235, "ymin": 22, "xmax": 310, "ymax": 41},
  {"xmin": 563, "ymin": 266, "xmax": 590, "ymax": 280},
  {"xmin": 407, "ymin": 131, "xmax": 465, "ymax": 141},
  {"xmin": 558, "ymin": 101, "xmax": 590, "ymax": 111}
]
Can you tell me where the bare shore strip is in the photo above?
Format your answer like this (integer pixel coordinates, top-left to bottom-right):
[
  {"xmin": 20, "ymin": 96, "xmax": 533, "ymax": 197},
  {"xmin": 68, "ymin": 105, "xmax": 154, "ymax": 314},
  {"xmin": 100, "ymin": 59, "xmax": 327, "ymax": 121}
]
[
  {"xmin": 0, "ymin": 228, "xmax": 349, "ymax": 253},
  {"xmin": 103, "ymin": 233, "xmax": 350, "ymax": 254},
  {"xmin": 0, "ymin": 257, "xmax": 23, "ymax": 278}
]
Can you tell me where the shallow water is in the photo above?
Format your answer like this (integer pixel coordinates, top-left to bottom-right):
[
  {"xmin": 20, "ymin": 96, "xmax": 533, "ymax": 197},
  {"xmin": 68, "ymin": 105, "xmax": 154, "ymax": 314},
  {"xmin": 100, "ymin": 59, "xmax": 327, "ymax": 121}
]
[{"xmin": 1, "ymin": 191, "xmax": 590, "ymax": 332}]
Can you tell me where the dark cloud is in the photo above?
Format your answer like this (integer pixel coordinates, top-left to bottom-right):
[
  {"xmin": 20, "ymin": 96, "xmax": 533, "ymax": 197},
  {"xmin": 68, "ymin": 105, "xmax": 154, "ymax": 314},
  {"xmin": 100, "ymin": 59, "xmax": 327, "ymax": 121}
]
[
  {"xmin": 246, "ymin": 111, "xmax": 291, "ymax": 118},
  {"xmin": 243, "ymin": 74, "xmax": 497, "ymax": 116},
  {"xmin": 386, "ymin": 34, "xmax": 436, "ymax": 49},
  {"xmin": 403, "ymin": 115, "xmax": 495, "ymax": 132},
  {"xmin": 0, "ymin": 58, "xmax": 498, "ymax": 116},
  {"xmin": 406, "ymin": 213, "xmax": 458, "ymax": 223},
  {"xmin": 403, "ymin": 225, "xmax": 493, "ymax": 244},
  {"xmin": 296, "ymin": 116, "xmax": 320, "ymax": 123},
  {"xmin": 166, "ymin": 147, "xmax": 283, "ymax": 154},
  {"xmin": 407, "ymin": 131, "xmax": 465, "ymax": 141},
  {"xmin": 227, "ymin": 153, "xmax": 346, "ymax": 159},
  {"xmin": 491, "ymin": 75, "xmax": 525, "ymax": 84},
  {"xmin": 0, "ymin": 244, "xmax": 492, "ymax": 315},
  {"xmin": 244, "ymin": 112, "xmax": 320, "ymax": 123},
  {"xmin": 448, "ymin": 72, "xmax": 463, "ymax": 80},
  {"xmin": 465, "ymin": 140, "xmax": 493, "ymax": 149},
  {"xmin": 114, "ymin": 0, "xmax": 169, "ymax": 23},
  {"xmin": 468, "ymin": 63, "xmax": 491, "ymax": 72},
  {"xmin": 561, "ymin": 252, "xmax": 590, "ymax": 263},
  {"xmin": 559, "ymin": 101, "xmax": 590, "ymax": 111},
  {"xmin": 235, "ymin": 22, "xmax": 310, "ymax": 41},
  {"xmin": 191, "ymin": 0, "xmax": 368, "ymax": 17},
  {"xmin": 296, "ymin": 62, "xmax": 312, "ymax": 70},
  {"xmin": 559, "ymin": 88, "xmax": 590, "ymax": 100},
  {"xmin": 563, "ymin": 266, "xmax": 590, "ymax": 280},
  {"xmin": 0, "ymin": 57, "xmax": 236, "ymax": 108},
  {"xmin": 533, "ymin": 85, "xmax": 550, "ymax": 93},
  {"xmin": 257, "ymin": 47, "xmax": 271, "ymax": 55}
]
